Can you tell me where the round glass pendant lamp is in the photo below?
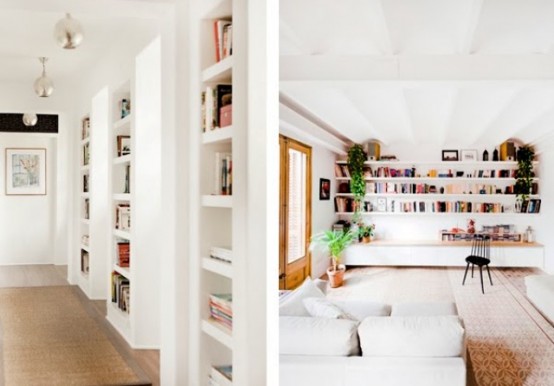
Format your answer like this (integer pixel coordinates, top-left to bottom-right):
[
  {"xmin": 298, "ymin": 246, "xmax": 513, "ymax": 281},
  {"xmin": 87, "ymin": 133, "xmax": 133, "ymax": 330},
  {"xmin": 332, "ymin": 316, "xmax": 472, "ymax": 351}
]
[
  {"xmin": 54, "ymin": 13, "xmax": 84, "ymax": 49},
  {"xmin": 34, "ymin": 57, "xmax": 54, "ymax": 98},
  {"xmin": 22, "ymin": 113, "xmax": 38, "ymax": 127}
]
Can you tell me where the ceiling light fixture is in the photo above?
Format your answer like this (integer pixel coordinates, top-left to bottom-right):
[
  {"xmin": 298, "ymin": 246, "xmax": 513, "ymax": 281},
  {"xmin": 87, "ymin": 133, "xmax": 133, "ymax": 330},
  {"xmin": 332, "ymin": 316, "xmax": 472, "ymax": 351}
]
[
  {"xmin": 22, "ymin": 113, "xmax": 38, "ymax": 127},
  {"xmin": 34, "ymin": 57, "xmax": 54, "ymax": 98},
  {"xmin": 54, "ymin": 13, "xmax": 84, "ymax": 49}
]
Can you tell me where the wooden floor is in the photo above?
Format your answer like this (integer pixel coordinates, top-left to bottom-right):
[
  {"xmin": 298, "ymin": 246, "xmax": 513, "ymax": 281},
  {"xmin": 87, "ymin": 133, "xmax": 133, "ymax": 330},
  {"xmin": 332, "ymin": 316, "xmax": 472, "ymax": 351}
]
[{"xmin": 0, "ymin": 264, "xmax": 160, "ymax": 386}]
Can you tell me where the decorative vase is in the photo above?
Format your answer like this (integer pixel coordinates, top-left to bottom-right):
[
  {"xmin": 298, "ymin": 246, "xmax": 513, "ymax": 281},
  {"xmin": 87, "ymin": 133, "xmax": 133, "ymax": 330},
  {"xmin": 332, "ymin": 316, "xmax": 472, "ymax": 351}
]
[
  {"xmin": 483, "ymin": 149, "xmax": 489, "ymax": 161},
  {"xmin": 362, "ymin": 236, "xmax": 371, "ymax": 244},
  {"xmin": 327, "ymin": 264, "xmax": 346, "ymax": 288}
]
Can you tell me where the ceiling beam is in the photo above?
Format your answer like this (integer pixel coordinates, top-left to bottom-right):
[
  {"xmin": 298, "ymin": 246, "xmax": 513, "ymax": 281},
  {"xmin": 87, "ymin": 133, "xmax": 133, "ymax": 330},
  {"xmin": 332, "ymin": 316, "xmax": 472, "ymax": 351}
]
[
  {"xmin": 281, "ymin": 54, "xmax": 554, "ymax": 81},
  {"xmin": 459, "ymin": 0, "xmax": 484, "ymax": 54}
]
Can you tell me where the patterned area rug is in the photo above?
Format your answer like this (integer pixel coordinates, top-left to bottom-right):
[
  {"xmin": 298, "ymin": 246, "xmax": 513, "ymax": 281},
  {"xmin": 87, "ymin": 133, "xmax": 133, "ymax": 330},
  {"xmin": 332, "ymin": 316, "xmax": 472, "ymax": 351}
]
[{"xmin": 327, "ymin": 266, "xmax": 554, "ymax": 386}]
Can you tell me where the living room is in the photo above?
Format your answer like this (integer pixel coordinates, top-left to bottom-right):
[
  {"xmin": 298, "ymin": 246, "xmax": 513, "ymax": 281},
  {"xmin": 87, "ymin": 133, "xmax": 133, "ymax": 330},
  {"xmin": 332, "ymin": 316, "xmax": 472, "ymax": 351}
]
[{"xmin": 279, "ymin": 1, "xmax": 554, "ymax": 385}]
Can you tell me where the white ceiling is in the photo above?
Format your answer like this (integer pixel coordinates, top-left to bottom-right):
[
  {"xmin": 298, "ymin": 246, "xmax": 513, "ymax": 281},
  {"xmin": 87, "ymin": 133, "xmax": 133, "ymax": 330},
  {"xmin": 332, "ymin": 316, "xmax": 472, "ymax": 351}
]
[
  {"xmin": 280, "ymin": 0, "xmax": 554, "ymax": 149},
  {"xmin": 0, "ymin": 0, "xmax": 172, "ymax": 84}
]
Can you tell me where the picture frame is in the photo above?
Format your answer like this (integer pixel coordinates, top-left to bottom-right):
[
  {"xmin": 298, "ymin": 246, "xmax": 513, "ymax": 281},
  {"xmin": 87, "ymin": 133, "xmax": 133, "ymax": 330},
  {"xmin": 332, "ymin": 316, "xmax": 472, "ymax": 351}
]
[
  {"xmin": 319, "ymin": 178, "xmax": 330, "ymax": 200},
  {"xmin": 442, "ymin": 150, "xmax": 459, "ymax": 162},
  {"xmin": 117, "ymin": 135, "xmax": 131, "ymax": 157},
  {"xmin": 461, "ymin": 149, "xmax": 478, "ymax": 162},
  {"xmin": 5, "ymin": 148, "xmax": 47, "ymax": 195}
]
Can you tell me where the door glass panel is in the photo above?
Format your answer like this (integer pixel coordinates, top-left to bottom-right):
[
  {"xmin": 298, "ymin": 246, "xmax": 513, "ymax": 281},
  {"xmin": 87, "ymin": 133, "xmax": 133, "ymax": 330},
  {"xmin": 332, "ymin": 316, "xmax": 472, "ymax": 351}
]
[{"xmin": 287, "ymin": 148, "xmax": 307, "ymax": 263}]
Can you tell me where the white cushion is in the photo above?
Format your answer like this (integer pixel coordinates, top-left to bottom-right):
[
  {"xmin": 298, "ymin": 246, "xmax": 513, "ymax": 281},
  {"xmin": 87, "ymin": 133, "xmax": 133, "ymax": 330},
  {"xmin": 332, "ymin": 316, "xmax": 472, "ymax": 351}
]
[
  {"xmin": 331, "ymin": 300, "xmax": 391, "ymax": 321},
  {"xmin": 303, "ymin": 297, "xmax": 351, "ymax": 319},
  {"xmin": 526, "ymin": 274, "xmax": 554, "ymax": 323},
  {"xmin": 279, "ymin": 277, "xmax": 326, "ymax": 316},
  {"xmin": 280, "ymin": 316, "xmax": 360, "ymax": 356},
  {"xmin": 359, "ymin": 316, "xmax": 465, "ymax": 357},
  {"xmin": 391, "ymin": 302, "xmax": 458, "ymax": 317},
  {"xmin": 314, "ymin": 278, "xmax": 329, "ymax": 294}
]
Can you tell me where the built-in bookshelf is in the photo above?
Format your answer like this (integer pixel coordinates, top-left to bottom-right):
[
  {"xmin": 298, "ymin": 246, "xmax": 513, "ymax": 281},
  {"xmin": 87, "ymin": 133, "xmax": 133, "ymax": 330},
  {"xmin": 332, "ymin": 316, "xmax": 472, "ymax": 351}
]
[
  {"xmin": 78, "ymin": 115, "xmax": 91, "ymax": 290},
  {"xmin": 335, "ymin": 160, "xmax": 541, "ymax": 216}
]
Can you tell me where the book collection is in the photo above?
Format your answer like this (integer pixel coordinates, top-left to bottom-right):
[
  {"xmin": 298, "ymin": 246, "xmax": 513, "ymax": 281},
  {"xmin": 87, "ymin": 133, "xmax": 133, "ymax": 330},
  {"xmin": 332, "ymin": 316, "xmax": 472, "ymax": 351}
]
[
  {"xmin": 209, "ymin": 293, "xmax": 232, "ymax": 329},
  {"xmin": 365, "ymin": 182, "xmax": 516, "ymax": 195},
  {"xmin": 202, "ymin": 84, "xmax": 232, "ymax": 132},
  {"xmin": 111, "ymin": 272, "xmax": 130, "ymax": 314},
  {"xmin": 213, "ymin": 19, "xmax": 232, "ymax": 62},
  {"xmin": 83, "ymin": 174, "xmax": 89, "ymax": 193},
  {"xmin": 209, "ymin": 246, "xmax": 232, "ymax": 264},
  {"xmin": 81, "ymin": 250, "xmax": 89, "ymax": 274},
  {"xmin": 81, "ymin": 116, "xmax": 90, "ymax": 140},
  {"xmin": 214, "ymin": 152, "xmax": 232, "ymax": 195},
  {"xmin": 441, "ymin": 225, "xmax": 523, "ymax": 243},
  {"xmin": 116, "ymin": 241, "xmax": 130, "ymax": 268},
  {"xmin": 84, "ymin": 198, "xmax": 90, "ymax": 220},
  {"xmin": 116, "ymin": 135, "xmax": 131, "ymax": 157},
  {"xmin": 83, "ymin": 142, "xmax": 90, "ymax": 166},
  {"xmin": 335, "ymin": 165, "xmax": 520, "ymax": 179},
  {"xmin": 115, "ymin": 204, "xmax": 131, "ymax": 230},
  {"xmin": 209, "ymin": 365, "xmax": 233, "ymax": 386},
  {"xmin": 124, "ymin": 165, "xmax": 131, "ymax": 194}
]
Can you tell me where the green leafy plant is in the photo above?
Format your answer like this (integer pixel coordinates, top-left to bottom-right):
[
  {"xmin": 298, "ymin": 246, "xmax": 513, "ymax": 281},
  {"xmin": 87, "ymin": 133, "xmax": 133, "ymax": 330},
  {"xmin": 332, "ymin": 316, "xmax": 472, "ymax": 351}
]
[
  {"xmin": 347, "ymin": 144, "xmax": 366, "ymax": 222},
  {"xmin": 514, "ymin": 146, "xmax": 535, "ymax": 201},
  {"xmin": 311, "ymin": 230, "xmax": 355, "ymax": 272},
  {"xmin": 358, "ymin": 223, "xmax": 375, "ymax": 238}
]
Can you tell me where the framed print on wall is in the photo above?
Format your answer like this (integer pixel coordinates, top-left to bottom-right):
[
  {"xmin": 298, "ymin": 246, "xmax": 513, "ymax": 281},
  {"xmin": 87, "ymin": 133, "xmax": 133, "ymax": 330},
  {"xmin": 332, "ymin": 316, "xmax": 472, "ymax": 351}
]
[
  {"xmin": 319, "ymin": 178, "xmax": 330, "ymax": 200},
  {"xmin": 442, "ymin": 149, "xmax": 459, "ymax": 161},
  {"xmin": 461, "ymin": 149, "xmax": 478, "ymax": 162},
  {"xmin": 5, "ymin": 148, "xmax": 47, "ymax": 195}
]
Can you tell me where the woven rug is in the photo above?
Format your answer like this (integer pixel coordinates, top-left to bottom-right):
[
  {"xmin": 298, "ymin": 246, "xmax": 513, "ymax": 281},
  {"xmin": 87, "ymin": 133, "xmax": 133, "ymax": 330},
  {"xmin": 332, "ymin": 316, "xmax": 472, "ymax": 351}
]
[
  {"xmin": 327, "ymin": 266, "xmax": 554, "ymax": 386},
  {"xmin": 0, "ymin": 286, "xmax": 146, "ymax": 386}
]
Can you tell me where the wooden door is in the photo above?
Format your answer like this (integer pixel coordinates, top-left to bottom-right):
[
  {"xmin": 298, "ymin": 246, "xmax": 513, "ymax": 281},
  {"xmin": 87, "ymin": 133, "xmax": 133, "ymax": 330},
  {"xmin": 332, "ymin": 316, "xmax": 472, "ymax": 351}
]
[{"xmin": 279, "ymin": 135, "xmax": 312, "ymax": 290}]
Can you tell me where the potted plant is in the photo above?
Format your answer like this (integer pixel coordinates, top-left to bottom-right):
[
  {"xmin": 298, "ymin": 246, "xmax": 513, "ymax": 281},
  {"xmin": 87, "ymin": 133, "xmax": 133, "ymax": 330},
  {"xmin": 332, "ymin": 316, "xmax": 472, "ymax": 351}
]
[
  {"xmin": 358, "ymin": 223, "xmax": 375, "ymax": 243},
  {"xmin": 311, "ymin": 230, "xmax": 355, "ymax": 288},
  {"xmin": 515, "ymin": 146, "xmax": 535, "ymax": 203},
  {"xmin": 347, "ymin": 144, "xmax": 366, "ymax": 223}
]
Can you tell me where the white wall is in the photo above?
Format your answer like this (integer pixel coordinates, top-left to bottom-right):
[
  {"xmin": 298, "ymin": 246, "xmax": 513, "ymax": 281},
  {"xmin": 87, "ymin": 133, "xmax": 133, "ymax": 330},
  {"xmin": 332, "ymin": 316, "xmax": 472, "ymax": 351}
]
[{"xmin": 534, "ymin": 142, "xmax": 554, "ymax": 273}]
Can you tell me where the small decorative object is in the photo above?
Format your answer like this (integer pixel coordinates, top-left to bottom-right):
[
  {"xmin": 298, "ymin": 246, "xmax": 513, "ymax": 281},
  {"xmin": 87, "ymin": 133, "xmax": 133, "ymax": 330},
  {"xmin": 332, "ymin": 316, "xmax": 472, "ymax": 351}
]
[
  {"xmin": 358, "ymin": 223, "xmax": 375, "ymax": 243},
  {"xmin": 365, "ymin": 141, "xmax": 381, "ymax": 161},
  {"xmin": 467, "ymin": 219, "xmax": 476, "ymax": 234},
  {"xmin": 482, "ymin": 149, "xmax": 489, "ymax": 161},
  {"xmin": 442, "ymin": 150, "xmax": 459, "ymax": 161},
  {"xmin": 461, "ymin": 149, "xmax": 477, "ymax": 162},
  {"xmin": 319, "ymin": 178, "xmax": 330, "ymax": 200},
  {"xmin": 22, "ymin": 113, "xmax": 38, "ymax": 127},
  {"xmin": 526, "ymin": 226, "xmax": 534, "ymax": 243},
  {"xmin": 311, "ymin": 230, "xmax": 355, "ymax": 288},
  {"xmin": 116, "ymin": 135, "xmax": 131, "ymax": 157},
  {"xmin": 440, "ymin": 187, "xmax": 445, "ymax": 194},
  {"xmin": 6, "ymin": 148, "xmax": 47, "ymax": 195},
  {"xmin": 500, "ymin": 140, "xmax": 516, "ymax": 161},
  {"xmin": 121, "ymin": 99, "xmax": 131, "ymax": 119},
  {"xmin": 54, "ymin": 13, "xmax": 84, "ymax": 49},
  {"xmin": 34, "ymin": 57, "xmax": 54, "ymax": 97},
  {"xmin": 493, "ymin": 148, "xmax": 499, "ymax": 161}
]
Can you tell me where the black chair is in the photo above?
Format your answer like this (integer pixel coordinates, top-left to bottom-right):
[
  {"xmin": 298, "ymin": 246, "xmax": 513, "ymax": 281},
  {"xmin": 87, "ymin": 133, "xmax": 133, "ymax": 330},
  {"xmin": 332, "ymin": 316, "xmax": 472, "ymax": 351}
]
[{"xmin": 462, "ymin": 234, "xmax": 492, "ymax": 294}]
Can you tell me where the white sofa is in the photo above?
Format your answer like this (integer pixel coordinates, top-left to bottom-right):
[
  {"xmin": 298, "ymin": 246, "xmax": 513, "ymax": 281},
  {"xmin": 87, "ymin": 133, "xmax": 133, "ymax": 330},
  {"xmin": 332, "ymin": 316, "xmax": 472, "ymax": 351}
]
[
  {"xmin": 279, "ymin": 279, "xmax": 467, "ymax": 386},
  {"xmin": 525, "ymin": 274, "xmax": 554, "ymax": 323}
]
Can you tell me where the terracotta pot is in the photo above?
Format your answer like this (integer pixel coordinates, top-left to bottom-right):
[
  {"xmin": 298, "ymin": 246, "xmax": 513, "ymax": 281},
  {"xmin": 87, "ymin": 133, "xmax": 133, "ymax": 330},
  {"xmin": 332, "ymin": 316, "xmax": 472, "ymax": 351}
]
[
  {"xmin": 362, "ymin": 236, "xmax": 371, "ymax": 243},
  {"xmin": 327, "ymin": 264, "xmax": 346, "ymax": 288}
]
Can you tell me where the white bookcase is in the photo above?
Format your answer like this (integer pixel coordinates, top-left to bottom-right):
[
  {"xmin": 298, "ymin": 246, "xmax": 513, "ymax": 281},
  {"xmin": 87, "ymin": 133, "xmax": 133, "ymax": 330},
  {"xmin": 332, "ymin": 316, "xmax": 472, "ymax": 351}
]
[{"xmin": 77, "ymin": 115, "xmax": 92, "ymax": 295}]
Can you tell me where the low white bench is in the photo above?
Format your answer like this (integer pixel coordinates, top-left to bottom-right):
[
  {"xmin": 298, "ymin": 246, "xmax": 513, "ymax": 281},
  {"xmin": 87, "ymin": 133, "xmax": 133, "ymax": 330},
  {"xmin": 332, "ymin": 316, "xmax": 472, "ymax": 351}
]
[{"xmin": 525, "ymin": 274, "xmax": 554, "ymax": 323}]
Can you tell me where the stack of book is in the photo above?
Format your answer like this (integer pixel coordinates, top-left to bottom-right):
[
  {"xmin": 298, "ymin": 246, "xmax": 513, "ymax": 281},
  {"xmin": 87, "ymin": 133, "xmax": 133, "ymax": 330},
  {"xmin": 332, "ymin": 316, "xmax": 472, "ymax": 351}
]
[
  {"xmin": 214, "ymin": 152, "xmax": 232, "ymax": 195},
  {"xmin": 111, "ymin": 272, "xmax": 130, "ymax": 314},
  {"xmin": 81, "ymin": 250, "xmax": 89, "ymax": 274},
  {"xmin": 208, "ymin": 365, "xmax": 232, "ymax": 386},
  {"xmin": 202, "ymin": 84, "xmax": 232, "ymax": 132},
  {"xmin": 209, "ymin": 246, "xmax": 232, "ymax": 263},
  {"xmin": 116, "ymin": 204, "xmax": 131, "ymax": 230},
  {"xmin": 117, "ymin": 241, "xmax": 130, "ymax": 267},
  {"xmin": 209, "ymin": 293, "xmax": 232, "ymax": 329},
  {"xmin": 213, "ymin": 19, "xmax": 232, "ymax": 62}
]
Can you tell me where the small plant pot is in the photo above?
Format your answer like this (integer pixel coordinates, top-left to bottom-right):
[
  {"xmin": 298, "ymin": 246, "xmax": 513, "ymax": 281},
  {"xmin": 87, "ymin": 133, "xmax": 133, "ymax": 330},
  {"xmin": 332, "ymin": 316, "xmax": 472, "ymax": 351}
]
[
  {"xmin": 327, "ymin": 264, "xmax": 346, "ymax": 288},
  {"xmin": 362, "ymin": 236, "xmax": 371, "ymax": 243}
]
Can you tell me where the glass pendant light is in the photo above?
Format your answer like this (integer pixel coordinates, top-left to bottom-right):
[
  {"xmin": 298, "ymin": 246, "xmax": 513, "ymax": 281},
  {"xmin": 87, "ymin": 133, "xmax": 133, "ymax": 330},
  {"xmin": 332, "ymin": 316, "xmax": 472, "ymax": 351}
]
[
  {"xmin": 54, "ymin": 13, "xmax": 84, "ymax": 49},
  {"xmin": 22, "ymin": 113, "xmax": 38, "ymax": 127},
  {"xmin": 34, "ymin": 57, "xmax": 54, "ymax": 97}
]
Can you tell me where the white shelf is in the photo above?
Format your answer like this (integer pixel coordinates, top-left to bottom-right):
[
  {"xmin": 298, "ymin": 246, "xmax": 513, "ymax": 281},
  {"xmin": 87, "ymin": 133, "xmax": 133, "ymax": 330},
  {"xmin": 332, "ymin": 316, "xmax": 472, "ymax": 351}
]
[
  {"xmin": 113, "ymin": 114, "xmax": 132, "ymax": 130},
  {"xmin": 81, "ymin": 164, "xmax": 90, "ymax": 171},
  {"xmin": 107, "ymin": 302, "xmax": 131, "ymax": 344},
  {"xmin": 202, "ymin": 195, "xmax": 232, "ymax": 208},
  {"xmin": 113, "ymin": 264, "xmax": 131, "ymax": 279},
  {"xmin": 81, "ymin": 192, "xmax": 90, "ymax": 198},
  {"xmin": 114, "ymin": 154, "xmax": 132, "ymax": 164},
  {"xmin": 113, "ymin": 193, "xmax": 131, "ymax": 201},
  {"xmin": 80, "ymin": 244, "xmax": 90, "ymax": 252},
  {"xmin": 81, "ymin": 137, "xmax": 90, "ymax": 146},
  {"xmin": 202, "ymin": 257, "xmax": 232, "ymax": 279},
  {"xmin": 201, "ymin": 319, "xmax": 233, "ymax": 349},
  {"xmin": 336, "ymin": 160, "xmax": 538, "ymax": 167},
  {"xmin": 113, "ymin": 229, "xmax": 131, "ymax": 240},
  {"xmin": 336, "ymin": 193, "xmax": 539, "ymax": 199},
  {"xmin": 202, "ymin": 56, "xmax": 233, "ymax": 83},
  {"xmin": 81, "ymin": 218, "xmax": 90, "ymax": 225},
  {"xmin": 337, "ymin": 212, "xmax": 541, "ymax": 216},
  {"xmin": 199, "ymin": 0, "xmax": 232, "ymax": 19},
  {"xmin": 202, "ymin": 126, "xmax": 233, "ymax": 144}
]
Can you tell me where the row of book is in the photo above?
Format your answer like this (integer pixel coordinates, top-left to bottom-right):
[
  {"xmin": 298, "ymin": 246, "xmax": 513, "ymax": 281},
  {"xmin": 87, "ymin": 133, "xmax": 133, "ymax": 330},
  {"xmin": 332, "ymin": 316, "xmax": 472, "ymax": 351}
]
[
  {"xmin": 115, "ymin": 204, "xmax": 131, "ymax": 231},
  {"xmin": 208, "ymin": 365, "xmax": 232, "ymax": 386},
  {"xmin": 214, "ymin": 19, "xmax": 233, "ymax": 62},
  {"xmin": 81, "ymin": 116, "xmax": 90, "ymax": 140},
  {"xmin": 202, "ymin": 84, "xmax": 232, "ymax": 132},
  {"xmin": 440, "ymin": 231, "xmax": 523, "ymax": 243},
  {"xmin": 81, "ymin": 250, "xmax": 89, "ymax": 274},
  {"xmin": 116, "ymin": 241, "xmax": 130, "ymax": 268},
  {"xmin": 335, "ymin": 165, "xmax": 521, "ymax": 179},
  {"xmin": 518, "ymin": 199, "xmax": 541, "ymax": 213},
  {"xmin": 366, "ymin": 182, "xmax": 515, "ymax": 195},
  {"xmin": 116, "ymin": 135, "xmax": 131, "ymax": 157},
  {"xmin": 84, "ymin": 198, "xmax": 90, "ymax": 220},
  {"xmin": 209, "ymin": 246, "xmax": 232, "ymax": 263},
  {"xmin": 214, "ymin": 152, "xmax": 232, "ymax": 195},
  {"xmin": 111, "ymin": 272, "xmax": 130, "ymax": 314},
  {"xmin": 83, "ymin": 142, "xmax": 90, "ymax": 166},
  {"xmin": 209, "ymin": 293, "xmax": 232, "ymax": 329},
  {"xmin": 83, "ymin": 174, "xmax": 89, "ymax": 193}
]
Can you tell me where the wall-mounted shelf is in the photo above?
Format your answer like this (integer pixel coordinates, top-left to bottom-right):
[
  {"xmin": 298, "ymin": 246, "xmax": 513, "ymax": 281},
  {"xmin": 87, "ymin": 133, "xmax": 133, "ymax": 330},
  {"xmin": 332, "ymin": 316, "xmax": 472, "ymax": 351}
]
[
  {"xmin": 201, "ymin": 319, "xmax": 233, "ymax": 349},
  {"xmin": 203, "ymin": 125, "xmax": 233, "ymax": 145},
  {"xmin": 202, "ymin": 257, "xmax": 233, "ymax": 279},
  {"xmin": 202, "ymin": 195, "xmax": 233, "ymax": 208}
]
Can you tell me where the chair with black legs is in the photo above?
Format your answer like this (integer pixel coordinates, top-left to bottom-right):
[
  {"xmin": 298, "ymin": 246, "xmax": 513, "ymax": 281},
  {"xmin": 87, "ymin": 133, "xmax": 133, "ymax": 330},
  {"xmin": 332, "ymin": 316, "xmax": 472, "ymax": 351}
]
[{"xmin": 462, "ymin": 234, "xmax": 492, "ymax": 294}]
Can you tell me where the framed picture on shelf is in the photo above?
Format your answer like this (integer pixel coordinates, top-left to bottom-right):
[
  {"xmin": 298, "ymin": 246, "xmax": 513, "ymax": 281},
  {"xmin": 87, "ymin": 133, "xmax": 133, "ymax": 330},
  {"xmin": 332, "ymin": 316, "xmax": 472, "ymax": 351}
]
[
  {"xmin": 461, "ymin": 149, "xmax": 478, "ymax": 162},
  {"xmin": 5, "ymin": 148, "xmax": 46, "ymax": 195},
  {"xmin": 319, "ymin": 178, "xmax": 330, "ymax": 200},
  {"xmin": 117, "ymin": 135, "xmax": 131, "ymax": 157},
  {"xmin": 442, "ymin": 150, "xmax": 459, "ymax": 162}
]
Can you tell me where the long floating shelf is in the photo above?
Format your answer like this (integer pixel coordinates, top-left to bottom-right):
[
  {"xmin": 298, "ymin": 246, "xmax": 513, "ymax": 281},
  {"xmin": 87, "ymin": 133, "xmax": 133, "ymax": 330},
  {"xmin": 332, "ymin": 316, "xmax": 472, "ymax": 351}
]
[
  {"xmin": 201, "ymin": 319, "xmax": 233, "ymax": 349},
  {"xmin": 202, "ymin": 195, "xmax": 233, "ymax": 208},
  {"xmin": 113, "ymin": 193, "xmax": 131, "ymax": 201},
  {"xmin": 114, "ymin": 154, "xmax": 132, "ymax": 165},
  {"xmin": 336, "ymin": 160, "xmax": 538, "ymax": 167},
  {"xmin": 202, "ymin": 257, "xmax": 232, "ymax": 279},
  {"xmin": 202, "ymin": 56, "xmax": 233, "ymax": 83},
  {"xmin": 337, "ymin": 212, "xmax": 540, "ymax": 216}
]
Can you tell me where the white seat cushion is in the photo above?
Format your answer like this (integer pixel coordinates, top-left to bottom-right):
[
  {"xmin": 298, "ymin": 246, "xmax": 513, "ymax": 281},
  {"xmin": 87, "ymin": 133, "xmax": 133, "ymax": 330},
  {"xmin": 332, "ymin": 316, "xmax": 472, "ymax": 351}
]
[
  {"xmin": 279, "ymin": 277, "xmax": 326, "ymax": 316},
  {"xmin": 526, "ymin": 274, "xmax": 554, "ymax": 323},
  {"xmin": 303, "ymin": 297, "xmax": 351, "ymax": 319},
  {"xmin": 359, "ymin": 316, "xmax": 465, "ymax": 357},
  {"xmin": 391, "ymin": 302, "xmax": 458, "ymax": 317},
  {"xmin": 331, "ymin": 300, "xmax": 391, "ymax": 320},
  {"xmin": 280, "ymin": 316, "xmax": 360, "ymax": 356}
]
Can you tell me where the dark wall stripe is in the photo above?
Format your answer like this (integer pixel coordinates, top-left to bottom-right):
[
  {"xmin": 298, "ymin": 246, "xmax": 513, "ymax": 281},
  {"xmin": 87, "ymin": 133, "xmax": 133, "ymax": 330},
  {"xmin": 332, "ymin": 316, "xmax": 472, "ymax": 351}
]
[{"xmin": 0, "ymin": 113, "xmax": 58, "ymax": 133}]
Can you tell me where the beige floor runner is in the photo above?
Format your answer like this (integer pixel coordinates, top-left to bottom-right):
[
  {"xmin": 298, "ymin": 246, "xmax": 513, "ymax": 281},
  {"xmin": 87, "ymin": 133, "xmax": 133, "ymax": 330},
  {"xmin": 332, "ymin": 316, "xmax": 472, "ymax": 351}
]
[{"xmin": 0, "ymin": 286, "xmax": 144, "ymax": 386}]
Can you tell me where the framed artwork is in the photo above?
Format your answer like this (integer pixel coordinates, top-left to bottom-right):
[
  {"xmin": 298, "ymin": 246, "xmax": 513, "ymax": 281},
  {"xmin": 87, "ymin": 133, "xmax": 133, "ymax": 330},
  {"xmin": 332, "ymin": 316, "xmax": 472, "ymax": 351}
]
[
  {"xmin": 117, "ymin": 135, "xmax": 131, "ymax": 157},
  {"xmin": 442, "ymin": 150, "xmax": 459, "ymax": 162},
  {"xmin": 319, "ymin": 178, "xmax": 330, "ymax": 200},
  {"xmin": 461, "ymin": 149, "xmax": 478, "ymax": 162},
  {"xmin": 6, "ymin": 148, "xmax": 47, "ymax": 195}
]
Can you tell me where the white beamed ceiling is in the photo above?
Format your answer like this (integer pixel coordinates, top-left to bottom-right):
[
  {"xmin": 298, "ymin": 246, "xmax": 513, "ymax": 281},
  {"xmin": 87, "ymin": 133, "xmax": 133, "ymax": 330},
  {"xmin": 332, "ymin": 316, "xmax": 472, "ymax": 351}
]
[{"xmin": 280, "ymin": 0, "xmax": 554, "ymax": 148}]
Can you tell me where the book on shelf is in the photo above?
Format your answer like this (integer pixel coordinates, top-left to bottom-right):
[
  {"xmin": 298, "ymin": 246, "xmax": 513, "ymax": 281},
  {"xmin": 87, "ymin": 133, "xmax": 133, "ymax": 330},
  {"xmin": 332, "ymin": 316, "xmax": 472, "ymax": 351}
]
[
  {"xmin": 116, "ymin": 241, "xmax": 130, "ymax": 267},
  {"xmin": 209, "ymin": 246, "xmax": 232, "ymax": 263},
  {"xmin": 81, "ymin": 250, "xmax": 89, "ymax": 273},
  {"xmin": 117, "ymin": 135, "xmax": 131, "ymax": 157},
  {"xmin": 520, "ymin": 199, "xmax": 541, "ymax": 213},
  {"xmin": 84, "ymin": 198, "xmax": 90, "ymax": 219},
  {"xmin": 83, "ymin": 174, "xmax": 89, "ymax": 193},
  {"xmin": 209, "ymin": 365, "xmax": 233, "ymax": 385},
  {"xmin": 209, "ymin": 293, "xmax": 232, "ymax": 328},
  {"xmin": 81, "ymin": 116, "xmax": 90, "ymax": 140},
  {"xmin": 214, "ymin": 152, "xmax": 232, "ymax": 195},
  {"xmin": 115, "ymin": 204, "xmax": 131, "ymax": 231},
  {"xmin": 202, "ymin": 84, "xmax": 232, "ymax": 131},
  {"xmin": 111, "ymin": 271, "xmax": 130, "ymax": 313},
  {"xmin": 214, "ymin": 19, "xmax": 232, "ymax": 62},
  {"xmin": 83, "ymin": 142, "xmax": 90, "ymax": 166},
  {"xmin": 124, "ymin": 164, "xmax": 131, "ymax": 194}
]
